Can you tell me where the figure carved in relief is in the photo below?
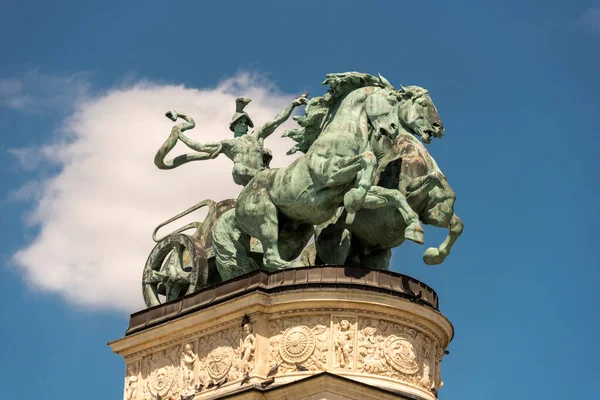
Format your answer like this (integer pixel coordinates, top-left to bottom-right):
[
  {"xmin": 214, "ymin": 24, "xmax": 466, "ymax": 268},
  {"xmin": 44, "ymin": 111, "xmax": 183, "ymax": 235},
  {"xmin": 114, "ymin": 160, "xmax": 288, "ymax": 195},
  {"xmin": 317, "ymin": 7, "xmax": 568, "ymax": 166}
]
[
  {"xmin": 335, "ymin": 320, "xmax": 354, "ymax": 369},
  {"xmin": 420, "ymin": 363, "xmax": 432, "ymax": 387},
  {"xmin": 419, "ymin": 336, "xmax": 432, "ymax": 387},
  {"xmin": 181, "ymin": 344, "xmax": 197, "ymax": 391},
  {"xmin": 241, "ymin": 322, "xmax": 256, "ymax": 372},
  {"xmin": 359, "ymin": 326, "xmax": 386, "ymax": 374},
  {"xmin": 434, "ymin": 346, "xmax": 445, "ymax": 391},
  {"xmin": 125, "ymin": 364, "xmax": 138, "ymax": 400}
]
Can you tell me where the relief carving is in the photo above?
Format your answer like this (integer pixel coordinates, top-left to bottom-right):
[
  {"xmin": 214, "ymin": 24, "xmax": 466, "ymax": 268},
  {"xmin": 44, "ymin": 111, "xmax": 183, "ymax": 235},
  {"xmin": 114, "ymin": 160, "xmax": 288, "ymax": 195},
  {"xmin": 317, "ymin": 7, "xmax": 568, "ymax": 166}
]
[
  {"xmin": 333, "ymin": 318, "xmax": 355, "ymax": 369},
  {"xmin": 356, "ymin": 319, "xmax": 438, "ymax": 391},
  {"xmin": 125, "ymin": 362, "xmax": 139, "ymax": 400},
  {"xmin": 204, "ymin": 338, "xmax": 235, "ymax": 382},
  {"xmin": 142, "ymin": 346, "xmax": 181, "ymax": 399},
  {"xmin": 358, "ymin": 326, "xmax": 387, "ymax": 374},
  {"xmin": 180, "ymin": 343, "xmax": 197, "ymax": 395},
  {"xmin": 434, "ymin": 345, "xmax": 445, "ymax": 392},
  {"xmin": 241, "ymin": 322, "xmax": 256, "ymax": 373},
  {"xmin": 196, "ymin": 320, "xmax": 257, "ymax": 388},
  {"xmin": 384, "ymin": 335, "xmax": 419, "ymax": 374},
  {"xmin": 418, "ymin": 336, "xmax": 433, "ymax": 388},
  {"xmin": 130, "ymin": 314, "xmax": 443, "ymax": 398},
  {"xmin": 269, "ymin": 315, "xmax": 329, "ymax": 373},
  {"xmin": 280, "ymin": 325, "xmax": 316, "ymax": 364},
  {"xmin": 420, "ymin": 363, "xmax": 432, "ymax": 388}
]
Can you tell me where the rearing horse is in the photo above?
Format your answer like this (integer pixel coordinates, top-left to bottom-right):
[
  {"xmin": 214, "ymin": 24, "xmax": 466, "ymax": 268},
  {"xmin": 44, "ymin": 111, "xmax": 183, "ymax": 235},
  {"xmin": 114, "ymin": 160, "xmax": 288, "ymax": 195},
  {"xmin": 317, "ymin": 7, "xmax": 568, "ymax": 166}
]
[
  {"xmin": 314, "ymin": 85, "xmax": 463, "ymax": 269},
  {"xmin": 213, "ymin": 73, "xmax": 423, "ymax": 271}
]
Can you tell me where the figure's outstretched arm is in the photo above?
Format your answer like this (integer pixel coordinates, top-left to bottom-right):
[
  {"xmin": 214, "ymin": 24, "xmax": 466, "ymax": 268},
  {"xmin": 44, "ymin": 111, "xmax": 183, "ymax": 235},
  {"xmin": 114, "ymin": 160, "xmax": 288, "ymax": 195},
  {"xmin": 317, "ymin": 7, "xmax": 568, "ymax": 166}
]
[
  {"xmin": 256, "ymin": 94, "xmax": 308, "ymax": 140},
  {"xmin": 154, "ymin": 110, "xmax": 222, "ymax": 170}
]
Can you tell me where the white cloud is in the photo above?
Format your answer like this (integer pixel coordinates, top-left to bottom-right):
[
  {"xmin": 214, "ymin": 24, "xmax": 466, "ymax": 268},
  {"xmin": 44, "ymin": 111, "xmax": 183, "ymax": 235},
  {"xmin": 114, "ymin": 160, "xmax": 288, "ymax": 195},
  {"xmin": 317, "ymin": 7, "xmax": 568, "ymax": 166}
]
[
  {"xmin": 10, "ymin": 72, "xmax": 302, "ymax": 312},
  {"xmin": 579, "ymin": 7, "xmax": 600, "ymax": 33}
]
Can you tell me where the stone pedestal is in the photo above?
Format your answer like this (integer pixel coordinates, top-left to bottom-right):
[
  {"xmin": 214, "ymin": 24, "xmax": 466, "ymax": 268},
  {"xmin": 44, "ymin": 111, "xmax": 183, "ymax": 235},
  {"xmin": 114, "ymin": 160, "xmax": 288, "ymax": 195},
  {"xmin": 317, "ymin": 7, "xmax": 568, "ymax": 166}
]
[{"xmin": 109, "ymin": 266, "xmax": 453, "ymax": 400}]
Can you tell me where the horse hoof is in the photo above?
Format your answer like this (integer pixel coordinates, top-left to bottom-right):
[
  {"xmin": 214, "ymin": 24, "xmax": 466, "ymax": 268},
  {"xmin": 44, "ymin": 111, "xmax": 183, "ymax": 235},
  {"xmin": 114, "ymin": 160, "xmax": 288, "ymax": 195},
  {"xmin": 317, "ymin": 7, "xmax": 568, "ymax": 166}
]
[
  {"xmin": 405, "ymin": 226, "xmax": 424, "ymax": 245},
  {"xmin": 423, "ymin": 247, "xmax": 445, "ymax": 265}
]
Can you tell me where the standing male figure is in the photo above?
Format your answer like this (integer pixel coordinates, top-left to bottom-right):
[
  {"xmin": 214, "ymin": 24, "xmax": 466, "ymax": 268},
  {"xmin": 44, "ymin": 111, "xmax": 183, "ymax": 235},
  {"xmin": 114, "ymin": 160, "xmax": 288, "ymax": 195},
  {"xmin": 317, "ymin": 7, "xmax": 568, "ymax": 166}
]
[
  {"xmin": 155, "ymin": 94, "xmax": 308, "ymax": 186},
  {"xmin": 152, "ymin": 94, "xmax": 309, "ymax": 284}
]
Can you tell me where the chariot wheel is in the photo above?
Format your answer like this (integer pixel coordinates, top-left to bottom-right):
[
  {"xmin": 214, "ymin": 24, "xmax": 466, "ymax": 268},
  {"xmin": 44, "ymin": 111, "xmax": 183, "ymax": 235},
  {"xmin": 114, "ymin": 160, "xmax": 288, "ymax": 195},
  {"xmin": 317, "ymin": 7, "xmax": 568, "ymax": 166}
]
[{"xmin": 142, "ymin": 233, "xmax": 202, "ymax": 308}]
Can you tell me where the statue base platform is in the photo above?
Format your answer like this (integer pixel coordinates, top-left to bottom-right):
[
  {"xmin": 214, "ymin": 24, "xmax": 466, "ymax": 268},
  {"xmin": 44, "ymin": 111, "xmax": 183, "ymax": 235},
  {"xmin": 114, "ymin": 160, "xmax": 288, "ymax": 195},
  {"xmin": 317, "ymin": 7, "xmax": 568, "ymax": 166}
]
[{"xmin": 109, "ymin": 266, "xmax": 453, "ymax": 400}]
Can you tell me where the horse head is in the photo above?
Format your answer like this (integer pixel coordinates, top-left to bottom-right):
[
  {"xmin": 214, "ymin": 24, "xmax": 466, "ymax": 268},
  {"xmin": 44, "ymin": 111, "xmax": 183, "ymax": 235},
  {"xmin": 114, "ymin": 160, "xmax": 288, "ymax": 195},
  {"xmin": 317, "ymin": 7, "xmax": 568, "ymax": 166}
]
[
  {"xmin": 365, "ymin": 86, "xmax": 400, "ymax": 141},
  {"xmin": 397, "ymin": 85, "xmax": 444, "ymax": 144}
]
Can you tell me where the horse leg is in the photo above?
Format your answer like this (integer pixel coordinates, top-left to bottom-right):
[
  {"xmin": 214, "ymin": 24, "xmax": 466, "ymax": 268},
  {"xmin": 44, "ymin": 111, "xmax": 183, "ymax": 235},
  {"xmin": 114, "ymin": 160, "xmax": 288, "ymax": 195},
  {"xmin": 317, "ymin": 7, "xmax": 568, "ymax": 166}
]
[
  {"xmin": 253, "ymin": 200, "xmax": 292, "ymax": 270},
  {"xmin": 237, "ymin": 198, "xmax": 290, "ymax": 270},
  {"xmin": 212, "ymin": 209, "xmax": 258, "ymax": 280},
  {"xmin": 407, "ymin": 173, "xmax": 463, "ymax": 265},
  {"xmin": 423, "ymin": 213, "xmax": 463, "ymax": 265},
  {"xmin": 358, "ymin": 186, "xmax": 424, "ymax": 244},
  {"xmin": 235, "ymin": 170, "xmax": 293, "ymax": 270},
  {"xmin": 344, "ymin": 151, "xmax": 377, "ymax": 214},
  {"xmin": 311, "ymin": 151, "xmax": 377, "ymax": 214}
]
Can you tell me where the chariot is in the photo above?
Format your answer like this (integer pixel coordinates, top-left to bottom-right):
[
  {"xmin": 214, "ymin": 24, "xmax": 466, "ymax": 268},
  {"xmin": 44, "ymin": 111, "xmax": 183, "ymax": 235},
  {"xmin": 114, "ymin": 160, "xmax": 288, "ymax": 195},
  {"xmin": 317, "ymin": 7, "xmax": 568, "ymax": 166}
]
[{"xmin": 142, "ymin": 199, "xmax": 252, "ymax": 307}]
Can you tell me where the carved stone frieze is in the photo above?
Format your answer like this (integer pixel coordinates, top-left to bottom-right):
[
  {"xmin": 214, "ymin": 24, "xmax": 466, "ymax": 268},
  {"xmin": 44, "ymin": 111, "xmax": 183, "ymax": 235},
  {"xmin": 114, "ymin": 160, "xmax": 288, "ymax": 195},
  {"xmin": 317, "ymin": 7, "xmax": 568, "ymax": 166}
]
[
  {"xmin": 263, "ymin": 313, "xmax": 441, "ymax": 394},
  {"xmin": 356, "ymin": 318, "xmax": 437, "ymax": 391},
  {"xmin": 134, "ymin": 319, "xmax": 260, "ymax": 399},
  {"xmin": 142, "ymin": 345, "xmax": 181, "ymax": 399},
  {"xmin": 114, "ymin": 298, "xmax": 451, "ymax": 400},
  {"xmin": 269, "ymin": 315, "xmax": 330, "ymax": 373}
]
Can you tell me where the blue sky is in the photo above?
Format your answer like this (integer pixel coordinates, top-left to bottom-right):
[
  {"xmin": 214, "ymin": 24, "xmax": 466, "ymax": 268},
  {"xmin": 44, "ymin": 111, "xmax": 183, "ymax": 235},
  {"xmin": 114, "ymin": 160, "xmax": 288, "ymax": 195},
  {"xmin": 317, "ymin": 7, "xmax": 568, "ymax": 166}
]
[{"xmin": 1, "ymin": 1, "xmax": 599, "ymax": 399}]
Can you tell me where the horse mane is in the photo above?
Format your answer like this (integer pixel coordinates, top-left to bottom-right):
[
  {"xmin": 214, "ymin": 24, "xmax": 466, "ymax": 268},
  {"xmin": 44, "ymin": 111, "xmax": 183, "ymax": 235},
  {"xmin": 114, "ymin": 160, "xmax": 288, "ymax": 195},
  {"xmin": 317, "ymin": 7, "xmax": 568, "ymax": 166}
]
[
  {"xmin": 283, "ymin": 72, "xmax": 386, "ymax": 155},
  {"xmin": 401, "ymin": 85, "xmax": 428, "ymax": 100}
]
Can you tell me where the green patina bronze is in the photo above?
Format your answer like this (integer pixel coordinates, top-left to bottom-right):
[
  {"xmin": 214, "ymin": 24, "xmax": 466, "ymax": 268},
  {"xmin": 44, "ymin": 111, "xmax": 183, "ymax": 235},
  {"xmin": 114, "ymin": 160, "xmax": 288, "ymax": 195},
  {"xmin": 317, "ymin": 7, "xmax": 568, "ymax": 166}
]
[
  {"xmin": 311, "ymin": 85, "xmax": 463, "ymax": 268},
  {"xmin": 154, "ymin": 95, "xmax": 307, "ymax": 186},
  {"xmin": 142, "ymin": 72, "xmax": 462, "ymax": 308}
]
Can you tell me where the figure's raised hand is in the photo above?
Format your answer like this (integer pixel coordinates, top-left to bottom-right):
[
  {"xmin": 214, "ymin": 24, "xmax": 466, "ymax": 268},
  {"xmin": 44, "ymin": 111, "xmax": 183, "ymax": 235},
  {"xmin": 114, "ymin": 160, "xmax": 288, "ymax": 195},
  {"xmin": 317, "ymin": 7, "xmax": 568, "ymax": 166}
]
[
  {"xmin": 165, "ymin": 110, "xmax": 179, "ymax": 121},
  {"xmin": 292, "ymin": 93, "xmax": 309, "ymax": 107}
]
